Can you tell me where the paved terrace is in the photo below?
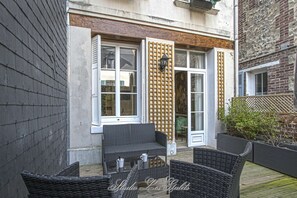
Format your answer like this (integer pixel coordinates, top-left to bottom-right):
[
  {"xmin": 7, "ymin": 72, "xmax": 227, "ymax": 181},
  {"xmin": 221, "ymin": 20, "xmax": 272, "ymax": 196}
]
[{"xmin": 81, "ymin": 149, "xmax": 297, "ymax": 198}]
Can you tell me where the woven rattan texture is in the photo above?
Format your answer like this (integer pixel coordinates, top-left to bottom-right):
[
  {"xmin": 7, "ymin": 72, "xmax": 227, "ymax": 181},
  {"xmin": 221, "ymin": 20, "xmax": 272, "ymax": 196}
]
[
  {"xmin": 121, "ymin": 165, "xmax": 139, "ymax": 198},
  {"xmin": 21, "ymin": 162, "xmax": 138, "ymax": 198},
  {"xmin": 148, "ymin": 41, "xmax": 174, "ymax": 141},
  {"xmin": 21, "ymin": 172, "xmax": 112, "ymax": 198},
  {"xmin": 55, "ymin": 162, "xmax": 80, "ymax": 177},
  {"xmin": 193, "ymin": 148, "xmax": 238, "ymax": 174},
  {"xmin": 170, "ymin": 160, "xmax": 231, "ymax": 198},
  {"xmin": 170, "ymin": 142, "xmax": 252, "ymax": 198}
]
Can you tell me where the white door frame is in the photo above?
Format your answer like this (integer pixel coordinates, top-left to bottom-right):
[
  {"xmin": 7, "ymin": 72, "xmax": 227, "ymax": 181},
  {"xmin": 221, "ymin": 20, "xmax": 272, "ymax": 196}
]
[
  {"xmin": 174, "ymin": 49, "xmax": 207, "ymax": 147},
  {"xmin": 187, "ymin": 71, "xmax": 207, "ymax": 147}
]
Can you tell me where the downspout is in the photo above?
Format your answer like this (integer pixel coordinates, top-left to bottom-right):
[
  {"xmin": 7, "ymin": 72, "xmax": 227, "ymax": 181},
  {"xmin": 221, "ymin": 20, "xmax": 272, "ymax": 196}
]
[
  {"xmin": 294, "ymin": 53, "xmax": 297, "ymax": 111},
  {"xmin": 66, "ymin": 1, "xmax": 70, "ymax": 165},
  {"xmin": 234, "ymin": 0, "xmax": 239, "ymax": 96}
]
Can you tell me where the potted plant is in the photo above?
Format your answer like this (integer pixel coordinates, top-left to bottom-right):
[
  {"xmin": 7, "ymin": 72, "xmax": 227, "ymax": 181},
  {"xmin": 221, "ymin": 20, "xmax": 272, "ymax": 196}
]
[
  {"xmin": 217, "ymin": 100, "xmax": 280, "ymax": 162},
  {"xmin": 218, "ymin": 99, "xmax": 297, "ymax": 177},
  {"xmin": 253, "ymin": 116, "xmax": 297, "ymax": 178},
  {"xmin": 217, "ymin": 100, "xmax": 260, "ymax": 161}
]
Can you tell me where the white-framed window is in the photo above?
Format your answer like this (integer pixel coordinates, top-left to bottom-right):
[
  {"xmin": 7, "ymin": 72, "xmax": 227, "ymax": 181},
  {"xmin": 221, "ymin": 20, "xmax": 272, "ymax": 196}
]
[
  {"xmin": 240, "ymin": 61, "xmax": 279, "ymax": 97},
  {"xmin": 238, "ymin": 72, "xmax": 244, "ymax": 96},
  {"xmin": 100, "ymin": 44, "xmax": 139, "ymax": 118},
  {"xmin": 246, "ymin": 69, "xmax": 268, "ymax": 96},
  {"xmin": 175, "ymin": 49, "xmax": 206, "ymax": 70},
  {"xmin": 91, "ymin": 36, "xmax": 142, "ymax": 132},
  {"xmin": 255, "ymin": 72, "xmax": 267, "ymax": 96}
]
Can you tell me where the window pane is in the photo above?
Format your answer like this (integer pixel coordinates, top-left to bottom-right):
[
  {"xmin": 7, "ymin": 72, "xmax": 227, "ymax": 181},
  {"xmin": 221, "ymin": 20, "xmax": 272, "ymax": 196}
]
[
  {"xmin": 101, "ymin": 71, "xmax": 115, "ymax": 92},
  {"xmin": 175, "ymin": 50, "xmax": 187, "ymax": 68},
  {"xmin": 101, "ymin": 46, "xmax": 115, "ymax": 69},
  {"xmin": 100, "ymin": 45, "xmax": 139, "ymax": 119},
  {"xmin": 263, "ymin": 72, "xmax": 267, "ymax": 95},
  {"xmin": 120, "ymin": 71, "xmax": 137, "ymax": 93},
  {"xmin": 101, "ymin": 94, "xmax": 116, "ymax": 116},
  {"xmin": 238, "ymin": 74, "xmax": 243, "ymax": 96},
  {"xmin": 191, "ymin": 93, "xmax": 204, "ymax": 111},
  {"xmin": 191, "ymin": 112, "xmax": 204, "ymax": 131},
  {"xmin": 255, "ymin": 73, "xmax": 262, "ymax": 95},
  {"xmin": 239, "ymin": 74, "xmax": 242, "ymax": 85},
  {"xmin": 120, "ymin": 94, "xmax": 137, "ymax": 116},
  {"xmin": 120, "ymin": 48, "xmax": 137, "ymax": 70},
  {"xmin": 191, "ymin": 74, "xmax": 204, "ymax": 92},
  {"xmin": 190, "ymin": 52, "xmax": 205, "ymax": 69}
]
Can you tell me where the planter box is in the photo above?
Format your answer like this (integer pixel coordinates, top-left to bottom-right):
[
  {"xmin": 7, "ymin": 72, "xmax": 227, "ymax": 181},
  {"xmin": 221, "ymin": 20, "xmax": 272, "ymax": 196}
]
[
  {"xmin": 217, "ymin": 133, "xmax": 254, "ymax": 162},
  {"xmin": 279, "ymin": 143, "xmax": 297, "ymax": 151},
  {"xmin": 254, "ymin": 141, "xmax": 297, "ymax": 178}
]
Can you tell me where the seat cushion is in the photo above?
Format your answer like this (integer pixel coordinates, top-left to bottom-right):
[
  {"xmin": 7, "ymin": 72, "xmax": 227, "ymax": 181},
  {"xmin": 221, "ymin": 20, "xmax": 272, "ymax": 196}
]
[{"xmin": 104, "ymin": 142, "xmax": 166, "ymax": 162}]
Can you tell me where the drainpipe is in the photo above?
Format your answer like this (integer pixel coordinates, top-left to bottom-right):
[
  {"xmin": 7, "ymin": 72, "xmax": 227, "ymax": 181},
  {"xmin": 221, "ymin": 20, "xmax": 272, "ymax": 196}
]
[
  {"xmin": 234, "ymin": 0, "xmax": 239, "ymax": 97},
  {"xmin": 294, "ymin": 53, "xmax": 297, "ymax": 111},
  {"xmin": 66, "ymin": 1, "xmax": 70, "ymax": 165}
]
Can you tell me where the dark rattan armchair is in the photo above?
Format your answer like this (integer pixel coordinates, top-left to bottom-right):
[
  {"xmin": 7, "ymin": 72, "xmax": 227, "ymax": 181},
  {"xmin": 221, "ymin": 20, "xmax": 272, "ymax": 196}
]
[
  {"xmin": 21, "ymin": 162, "xmax": 138, "ymax": 198},
  {"xmin": 170, "ymin": 142, "xmax": 252, "ymax": 198}
]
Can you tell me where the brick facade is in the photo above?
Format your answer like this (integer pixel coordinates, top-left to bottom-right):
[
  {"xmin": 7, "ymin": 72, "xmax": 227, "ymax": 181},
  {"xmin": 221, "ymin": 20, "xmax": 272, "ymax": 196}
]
[
  {"xmin": 0, "ymin": 0, "xmax": 67, "ymax": 197},
  {"xmin": 239, "ymin": 0, "xmax": 297, "ymax": 95}
]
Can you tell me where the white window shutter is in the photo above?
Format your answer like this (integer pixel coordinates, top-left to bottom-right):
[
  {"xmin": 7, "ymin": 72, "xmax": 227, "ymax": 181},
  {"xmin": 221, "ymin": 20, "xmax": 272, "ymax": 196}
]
[
  {"xmin": 140, "ymin": 39, "xmax": 146, "ymax": 123},
  {"xmin": 91, "ymin": 35, "xmax": 101, "ymax": 125}
]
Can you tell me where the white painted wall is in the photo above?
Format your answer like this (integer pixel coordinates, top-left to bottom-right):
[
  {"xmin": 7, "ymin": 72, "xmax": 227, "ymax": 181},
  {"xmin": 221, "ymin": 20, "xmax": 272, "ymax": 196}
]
[
  {"xmin": 68, "ymin": 26, "xmax": 102, "ymax": 165},
  {"xmin": 222, "ymin": 49, "xmax": 235, "ymax": 143},
  {"xmin": 206, "ymin": 49, "xmax": 216, "ymax": 147},
  {"xmin": 206, "ymin": 48, "xmax": 234, "ymax": 148},
  {"xmin": 224, "ymin": 49, "xmax": 235, "ymax": 105},
  {"xmin": 68, "ymin": 0, "xmax": 234, "ymax": 40}
]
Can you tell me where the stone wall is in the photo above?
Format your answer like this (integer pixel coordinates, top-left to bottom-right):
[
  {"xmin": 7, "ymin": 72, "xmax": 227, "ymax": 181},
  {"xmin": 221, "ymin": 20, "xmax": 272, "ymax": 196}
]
[
  {"xmin": 240, "ymin": 47, "xmax": 297, "ymax": 94},
  {"xmin": 0, "ymin": 0, "xmax": 67, "ymax": 197},
  {"xmin": 239, "ymin": 0, "xmax": 297, "ymax": 94},
  {"xmin": 239, "ymin": 0, "xmax": 280, "ymax": 61}
]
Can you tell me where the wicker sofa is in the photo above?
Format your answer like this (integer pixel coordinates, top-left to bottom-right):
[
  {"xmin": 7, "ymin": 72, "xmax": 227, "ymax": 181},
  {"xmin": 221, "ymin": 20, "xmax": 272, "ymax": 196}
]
[
  {"xmin": 170, "ymin": 142, "xmax": 252, "ymax": 198},
  {"xmin": 21, "ymin": 162, "xmax": 138, "ymax": 198},
  {"xmin": 102, "ymin": 123, "xmax": 167, "ymax": 163}
]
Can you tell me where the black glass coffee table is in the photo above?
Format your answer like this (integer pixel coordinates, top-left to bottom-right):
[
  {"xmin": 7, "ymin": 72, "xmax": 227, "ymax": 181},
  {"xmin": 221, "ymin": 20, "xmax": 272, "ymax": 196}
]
[{"xmin": 103, "ymin": 156, "xmax": 169, "ymax": 182}]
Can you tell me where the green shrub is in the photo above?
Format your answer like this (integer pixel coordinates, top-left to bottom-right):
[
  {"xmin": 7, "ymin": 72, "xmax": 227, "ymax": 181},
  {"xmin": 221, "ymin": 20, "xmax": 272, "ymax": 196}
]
[{"xmin": 221, "ymin": 99, "xmax": 279, "ymax": 140}]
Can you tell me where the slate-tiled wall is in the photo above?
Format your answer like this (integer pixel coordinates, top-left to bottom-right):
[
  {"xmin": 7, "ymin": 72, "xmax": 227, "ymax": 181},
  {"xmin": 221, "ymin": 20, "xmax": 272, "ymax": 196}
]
[{"xmin": 0, "ymin": 0, "xmax": 67, "ymax": 197}]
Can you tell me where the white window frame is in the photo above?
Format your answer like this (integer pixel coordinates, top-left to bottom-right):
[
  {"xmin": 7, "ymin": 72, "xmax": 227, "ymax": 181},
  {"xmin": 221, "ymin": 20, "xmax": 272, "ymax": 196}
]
[
  {"xmin": 91, "ymin": 39, "xmax": 142, "ymax": 133},
  {"xmin": 255, "ymin": 72, "xmax": 268, "ymax": 96},
  {"xmin": 174, "ymin": 48, "xmax": 207, "ymax": 146},
  {"xmin": 101, "ymin": 42, "xmax": 141, "ymax": 123},
  {"xmin": 241, "ymin": 60, "xmax": 279, "ymax": 96},
  {"xmin": 174, "ymin": 49, "xmax": 207, "ymax": 72},
  {"xmin": 246, "ymin": 69, "xmax": 267, "ymax": 96}
]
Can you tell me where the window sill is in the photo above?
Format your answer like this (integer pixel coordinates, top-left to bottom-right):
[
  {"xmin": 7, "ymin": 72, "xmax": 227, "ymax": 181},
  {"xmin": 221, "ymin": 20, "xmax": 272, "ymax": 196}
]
[
  {"xmin": 91, "ymin": 120, "xmax": 142, "ymax": 134},
  {"xmin": 91, "ymin": 125, "xmax": 103, "ymax": 134}
]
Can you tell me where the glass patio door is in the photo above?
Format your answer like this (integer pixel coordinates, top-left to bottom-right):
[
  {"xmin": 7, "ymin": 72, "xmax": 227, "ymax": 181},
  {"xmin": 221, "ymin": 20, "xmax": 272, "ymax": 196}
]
[{"xmin": 187, "ymin": 72, "xmax": 205, "ymax": 147}]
